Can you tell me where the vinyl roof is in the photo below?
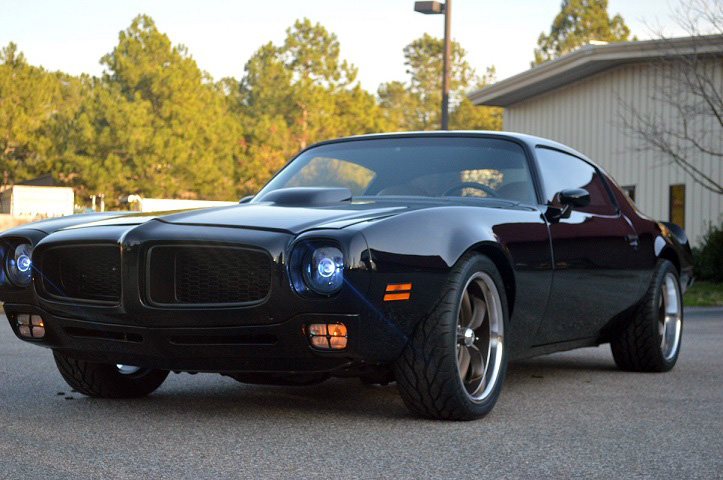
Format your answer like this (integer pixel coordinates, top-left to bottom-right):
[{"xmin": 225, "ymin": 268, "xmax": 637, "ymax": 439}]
[{"xmin": 468, "ymin": 34, "xmax": 723, "ymax": 107}]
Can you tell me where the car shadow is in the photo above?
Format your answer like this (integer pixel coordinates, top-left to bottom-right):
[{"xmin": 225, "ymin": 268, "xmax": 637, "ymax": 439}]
[
  {"xmin": 78, "ymin": 376, "xmax": 412, "ymax": 421},
  {"xmin": 60, "ymin": 350, "xmax": 621, "ymax": 421}
]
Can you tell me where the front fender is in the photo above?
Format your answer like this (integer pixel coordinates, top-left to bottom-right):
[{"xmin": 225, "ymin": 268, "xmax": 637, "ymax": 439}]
[{"xmin": 351, "ymin": 204, "xmax": 552, "ymax": 358}]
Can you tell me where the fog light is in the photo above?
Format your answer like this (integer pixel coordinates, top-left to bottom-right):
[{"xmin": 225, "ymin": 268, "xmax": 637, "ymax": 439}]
[
  {"xmin": 329, "ymin": 336, "xmax": 347, "ymax": 349},
  {"xmin": 307, "ymin": 322, "xmax": 348, "ymax": 350},
  {"xmin": 17, "ymin": 314, "xmax": 44, "ymax": 338},
  {"xmin": 328, "ymin": 324, "xmax": 347, "ymax": 337},
  {"xmin": 308, "ymin": 324, "xmax": 327, "ymax": 336},
  {"xmin": 311, "ymin": 336, "xmax": 330, "ymax": 349}
]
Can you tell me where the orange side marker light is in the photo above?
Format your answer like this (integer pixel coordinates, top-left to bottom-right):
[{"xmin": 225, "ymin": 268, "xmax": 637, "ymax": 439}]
[
  {"xmin": 384, "ymin": 292, "xmax": 411, "ymax": 301},
  {"xmin": 386, "ymin": 283, "xmax": 412, "ymax": 292},
  {"xmin": 385, "ymin": 283, "xmax": 412, "ymax": 301}
]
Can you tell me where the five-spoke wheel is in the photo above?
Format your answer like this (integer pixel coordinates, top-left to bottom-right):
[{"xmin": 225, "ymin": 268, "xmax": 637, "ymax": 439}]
[
  {"xmin": 455, "ymin": 272, "xmax": 504, "ymax": 402},
  {"xmin": 658, "ymin": 272, "xmax": 682, "ymax": 361}
]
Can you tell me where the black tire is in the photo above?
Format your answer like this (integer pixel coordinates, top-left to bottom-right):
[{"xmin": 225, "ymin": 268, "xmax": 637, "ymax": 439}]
[
  {"xmin": 53, "ymin": 351, "xmax": 169, "ymax": 398},
  {"xmin": 610, "ymin": 260, "xmax": 683, "ymax": 372},
  {"xmin": 394, "ymin": 253, "xmax": 509, "ymax": 420}
]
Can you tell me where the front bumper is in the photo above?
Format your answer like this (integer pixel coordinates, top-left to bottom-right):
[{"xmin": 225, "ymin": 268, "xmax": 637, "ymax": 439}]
[{"xmin": 5, "ymin": 305, "xmax": 367, "ymax": 373}]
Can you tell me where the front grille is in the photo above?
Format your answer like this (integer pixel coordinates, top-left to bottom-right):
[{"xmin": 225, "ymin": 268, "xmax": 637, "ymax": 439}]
[
  {"xmin": 147, "ymin": 245, "xmax": 273, "ymax": 306},
  {"xmin": 39, "ymin": 245, "xmax": 121, "ymax": 303}
]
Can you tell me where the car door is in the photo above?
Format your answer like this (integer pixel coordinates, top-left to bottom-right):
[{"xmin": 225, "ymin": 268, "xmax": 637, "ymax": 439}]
[{"xmin": 533, "ymin": 147, "xmax": 641, "ymax": 345}]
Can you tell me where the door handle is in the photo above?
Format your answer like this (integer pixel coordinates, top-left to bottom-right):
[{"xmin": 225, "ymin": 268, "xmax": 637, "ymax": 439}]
[{"xmin": 625, "ymin": 234, "xmax": 639, "ymax": 249}]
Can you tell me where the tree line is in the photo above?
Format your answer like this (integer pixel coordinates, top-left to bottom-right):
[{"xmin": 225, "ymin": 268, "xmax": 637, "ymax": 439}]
[{"xmin": 1, "ymin": 1, "xmax": 634, "ymax": 206}]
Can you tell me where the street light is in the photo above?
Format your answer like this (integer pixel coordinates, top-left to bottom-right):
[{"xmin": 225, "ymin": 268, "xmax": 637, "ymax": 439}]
[{"xmin": 414, "ymin": 0, "xmax": 451, "ymax": 130}]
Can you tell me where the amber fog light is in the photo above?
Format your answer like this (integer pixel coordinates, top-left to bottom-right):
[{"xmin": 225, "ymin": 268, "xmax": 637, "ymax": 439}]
[
  {"xmin": 307, "ymin": 323, "xmax": 347, "ymax": 350},
  {"xmin": 16, "ymin": 314, "xmax": 45, "ymax": 339}
]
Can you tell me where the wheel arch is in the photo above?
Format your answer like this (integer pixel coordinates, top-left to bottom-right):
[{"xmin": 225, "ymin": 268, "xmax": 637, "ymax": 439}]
[
  {"xmin": 465, "ymin": 242, "xmax": 516, "ymax": 318},
  {"xmin": 658, "ymin": 247, "xmax": 681, "ymax": 275}
]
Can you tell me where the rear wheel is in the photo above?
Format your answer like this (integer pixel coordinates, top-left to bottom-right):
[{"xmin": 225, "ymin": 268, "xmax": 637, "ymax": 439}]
[
  {"xmin": 53, "ymin": 351, "xmax": 169, "ymax": 398},
  {"xmin": 610, "ymin": 260, "xmax": 683, "ymax": 372},
  {"xmin": 394, "ymin": 253, "xmax": 508, "ymax": 420}
]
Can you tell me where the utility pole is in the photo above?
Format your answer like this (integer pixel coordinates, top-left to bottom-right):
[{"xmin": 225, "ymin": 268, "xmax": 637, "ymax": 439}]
[{"xmin": 414, "ymin": 0, "xmax": 451, "ymax": 130}]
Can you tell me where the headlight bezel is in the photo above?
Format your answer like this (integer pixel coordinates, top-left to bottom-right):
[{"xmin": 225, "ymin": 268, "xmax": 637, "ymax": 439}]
[
  {"xmin": 3, "ymin": 240, "xmax": 34, "ymax": 288},
  {"xmin": 289, "ymin": 239, "xmax": 345, "ymax": 297}
]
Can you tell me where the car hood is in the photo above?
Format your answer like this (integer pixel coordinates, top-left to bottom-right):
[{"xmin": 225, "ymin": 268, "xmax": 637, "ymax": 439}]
[
  {"xmin": 57, "ymin": 196, "xmax": 522, "ymax": 235},
  {"xmin": 63, "ymin": 202, "xmax": 407, "ymax": 235}
]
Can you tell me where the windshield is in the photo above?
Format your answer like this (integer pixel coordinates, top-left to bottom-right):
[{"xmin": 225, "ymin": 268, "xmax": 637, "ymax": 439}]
[{"xmin": 255, "ymin": 136, "xmax": 536, "ymax": 203}]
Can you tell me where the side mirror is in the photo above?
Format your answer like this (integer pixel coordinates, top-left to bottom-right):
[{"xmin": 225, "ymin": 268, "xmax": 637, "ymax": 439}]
[
  {"xmin": 544, "ymin": 188, "xmax": 590, "ymax": 223},
  {"xmin": 239, "ymin": 195, "xmax": 254, "ymax": 204},
  {"xmin": 558, "ymin": 188, "xmax": 590, "ymax": 208}
]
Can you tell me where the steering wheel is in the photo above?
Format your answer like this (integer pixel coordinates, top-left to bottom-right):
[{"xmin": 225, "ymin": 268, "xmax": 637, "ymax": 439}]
[{"xmin": 442, "ymin": 182, "xmax": 499, "ymax": 198}]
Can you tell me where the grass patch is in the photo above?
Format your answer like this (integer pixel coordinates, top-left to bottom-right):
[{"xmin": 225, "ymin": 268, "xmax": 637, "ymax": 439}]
[{"xmin": 684, "ymin": 281, "xmax": 723, "ymax": 307}]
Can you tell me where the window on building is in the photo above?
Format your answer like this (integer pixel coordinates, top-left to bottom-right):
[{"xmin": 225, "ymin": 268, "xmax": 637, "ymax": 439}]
[
  {"xmin": 621, "ymin": 185, "xmax": 636, "ymax": 203},
  {"xmin": 669, "ymin": 184, "xmax": 685, "ymax": 228},
  {"xmin": 535, "ymin": 147, "xmax": 617, "ymax": 215}
]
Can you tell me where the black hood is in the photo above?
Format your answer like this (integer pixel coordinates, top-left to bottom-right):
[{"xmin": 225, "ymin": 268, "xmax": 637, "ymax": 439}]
[{"xmin": 62, "ymin": 203, "xmax": 407, "ymax": 235}]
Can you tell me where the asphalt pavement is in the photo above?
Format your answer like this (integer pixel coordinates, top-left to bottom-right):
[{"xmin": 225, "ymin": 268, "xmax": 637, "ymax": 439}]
[{"xmin": 0, "ymin": 308, "xmax": 721, "ymax": 479}]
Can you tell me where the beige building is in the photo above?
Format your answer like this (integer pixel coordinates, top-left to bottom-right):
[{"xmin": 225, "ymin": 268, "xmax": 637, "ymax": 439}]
[
  {"xmin": 470, "ymin": 35, "xmax": 723, "ymax": 246},
  {"xmin": 0, "ymin": 185, "xmax": 74, "ymax": 218}
]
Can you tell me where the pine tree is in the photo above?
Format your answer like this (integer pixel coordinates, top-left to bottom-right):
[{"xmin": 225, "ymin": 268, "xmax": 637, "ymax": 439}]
[
  {"xmin": 533, "ymin": 0, "xmax": 633, "ymax": 66},
  {"xmin": 235, "ymin": 18, "xmax": 393, "ymax": 194},
  {"xmin": 0, "ymin": 43, "xmax": 61, "ymax": 185},
  {"xmin": 378, "ymin": 34, "xmax": 501, "ymax": 131},
  {"xmin": 54, "ymin": 15, "xmax": 241, "ymax": 205}
]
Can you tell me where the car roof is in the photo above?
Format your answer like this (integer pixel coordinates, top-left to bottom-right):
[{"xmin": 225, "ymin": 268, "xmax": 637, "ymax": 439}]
[{"xmin": 306, "ymin": 130, "xmax": 593, "ymax": 164}]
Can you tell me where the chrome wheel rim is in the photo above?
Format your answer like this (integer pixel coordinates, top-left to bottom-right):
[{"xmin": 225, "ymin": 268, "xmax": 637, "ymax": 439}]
[
  {"xmin": 455, "ymin": 272, "xmax": 504, "ymax": 401},
  {"xmin": 116, "ymin": 364, "xmax": 142, "ymax": 375},
  {"xmin": 659, "ymin": 273, "xmax": 682, "ymax": 361}
]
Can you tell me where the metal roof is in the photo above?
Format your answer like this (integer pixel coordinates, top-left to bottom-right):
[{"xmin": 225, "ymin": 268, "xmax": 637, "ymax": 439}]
[{"xmin": 468, "ymin": 34, "xmax": 723, "ymax": 107}]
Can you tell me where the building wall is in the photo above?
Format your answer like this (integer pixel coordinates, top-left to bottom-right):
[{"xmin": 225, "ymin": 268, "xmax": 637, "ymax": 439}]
[
  {"xmin": 0, "ymin": 186, "xmax": 74, "ymax": 217},
  {"xmin": 132, "ymin": 198, "xmax": 237, "ymax": 213},
  {"xmin": 503, "ymin": 61, "xmax": 722, "ymax": 246}
]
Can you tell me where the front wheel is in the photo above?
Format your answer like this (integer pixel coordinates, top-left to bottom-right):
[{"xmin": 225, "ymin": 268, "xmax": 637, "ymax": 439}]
[
  {"xmin": 610, "ymin": 260, "xmax": 683, "ymax": 372},
  {"xmin": 53, "ymin": 351, "xmax": 169, "ymax": 398},
  {"xmin": 394, "ymin": 253, "xmax": 508, "ymax": 420}
]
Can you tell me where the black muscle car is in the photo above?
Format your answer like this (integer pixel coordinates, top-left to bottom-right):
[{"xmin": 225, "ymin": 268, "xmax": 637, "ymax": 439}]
[{"xmin": 0, "ymin": 132, "xmax": 693, "ymax": 420}]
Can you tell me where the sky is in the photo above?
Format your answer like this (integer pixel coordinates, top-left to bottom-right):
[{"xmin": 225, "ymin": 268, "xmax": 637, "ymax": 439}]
[{"xmin": 1, "ymin": 0, "xmax": 690, "ymax": 91}]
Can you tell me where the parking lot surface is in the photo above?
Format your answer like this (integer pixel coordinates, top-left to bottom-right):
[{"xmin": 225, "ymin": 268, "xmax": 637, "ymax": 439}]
[{"xmin": 0, "ymin": 308, "xmax": 721, "ymax": 479}]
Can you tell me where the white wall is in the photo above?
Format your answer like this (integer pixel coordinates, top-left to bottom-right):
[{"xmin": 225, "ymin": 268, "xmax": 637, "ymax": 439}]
[
  {"xmin": 503, "ymin": 61, "xmax": 722, "ymax": 246},
  {"xmin": 133, "ymin": 198, "xmax": 237, "ymax": 213},
  {"xmin": 0, "ymin": 186, "xmax": 74, "ymax": 217}
]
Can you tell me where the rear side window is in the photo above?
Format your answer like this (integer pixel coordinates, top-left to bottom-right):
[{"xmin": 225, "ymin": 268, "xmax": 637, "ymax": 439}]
[{"xmin": 535, "ymin": 147, "xmax": 617, "ymax": 215}]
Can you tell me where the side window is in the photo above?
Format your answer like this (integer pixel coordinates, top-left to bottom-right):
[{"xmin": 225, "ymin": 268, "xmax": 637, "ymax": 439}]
[
  {"xmin": 535, "ymin": 147, "xmax": 617, "ymax": 215},
  {"xmin": 621, "ymin": 185, "xmax": 636, "ymax": 203}
]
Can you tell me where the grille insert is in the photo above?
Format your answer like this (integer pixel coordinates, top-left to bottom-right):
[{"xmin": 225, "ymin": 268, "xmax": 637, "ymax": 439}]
[
  {"xmin": 65, "ymin": 327, "xmax": 142, "ymax": 343},
  {"xmin": 39, "ymin": 245, "xmax": 121, "ymax": 303},
  {"xmin": 147, "ymin": 245, "xmax": 273, "ymax": 306}
]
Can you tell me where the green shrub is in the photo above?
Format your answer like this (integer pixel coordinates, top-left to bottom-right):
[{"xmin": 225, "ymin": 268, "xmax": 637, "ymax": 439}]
[{"xmin": 692, "ymin": 221, "xmax": 723, "ymax": 282}]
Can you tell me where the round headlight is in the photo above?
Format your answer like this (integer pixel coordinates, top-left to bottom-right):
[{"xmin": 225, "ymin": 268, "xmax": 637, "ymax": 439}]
[
  {"xmin": 303, "ymin": 246, "xmax": 344, "ymax": 295},
  {"xmin": 6, "ymin": 243, "xmax": 33, "ymax": 287}
]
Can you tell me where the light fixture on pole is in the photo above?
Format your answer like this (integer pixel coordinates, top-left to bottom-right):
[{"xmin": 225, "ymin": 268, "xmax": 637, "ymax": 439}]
[{"xmin": 414, "ymin": 0, "xmax": 451, "ymax": 130}]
